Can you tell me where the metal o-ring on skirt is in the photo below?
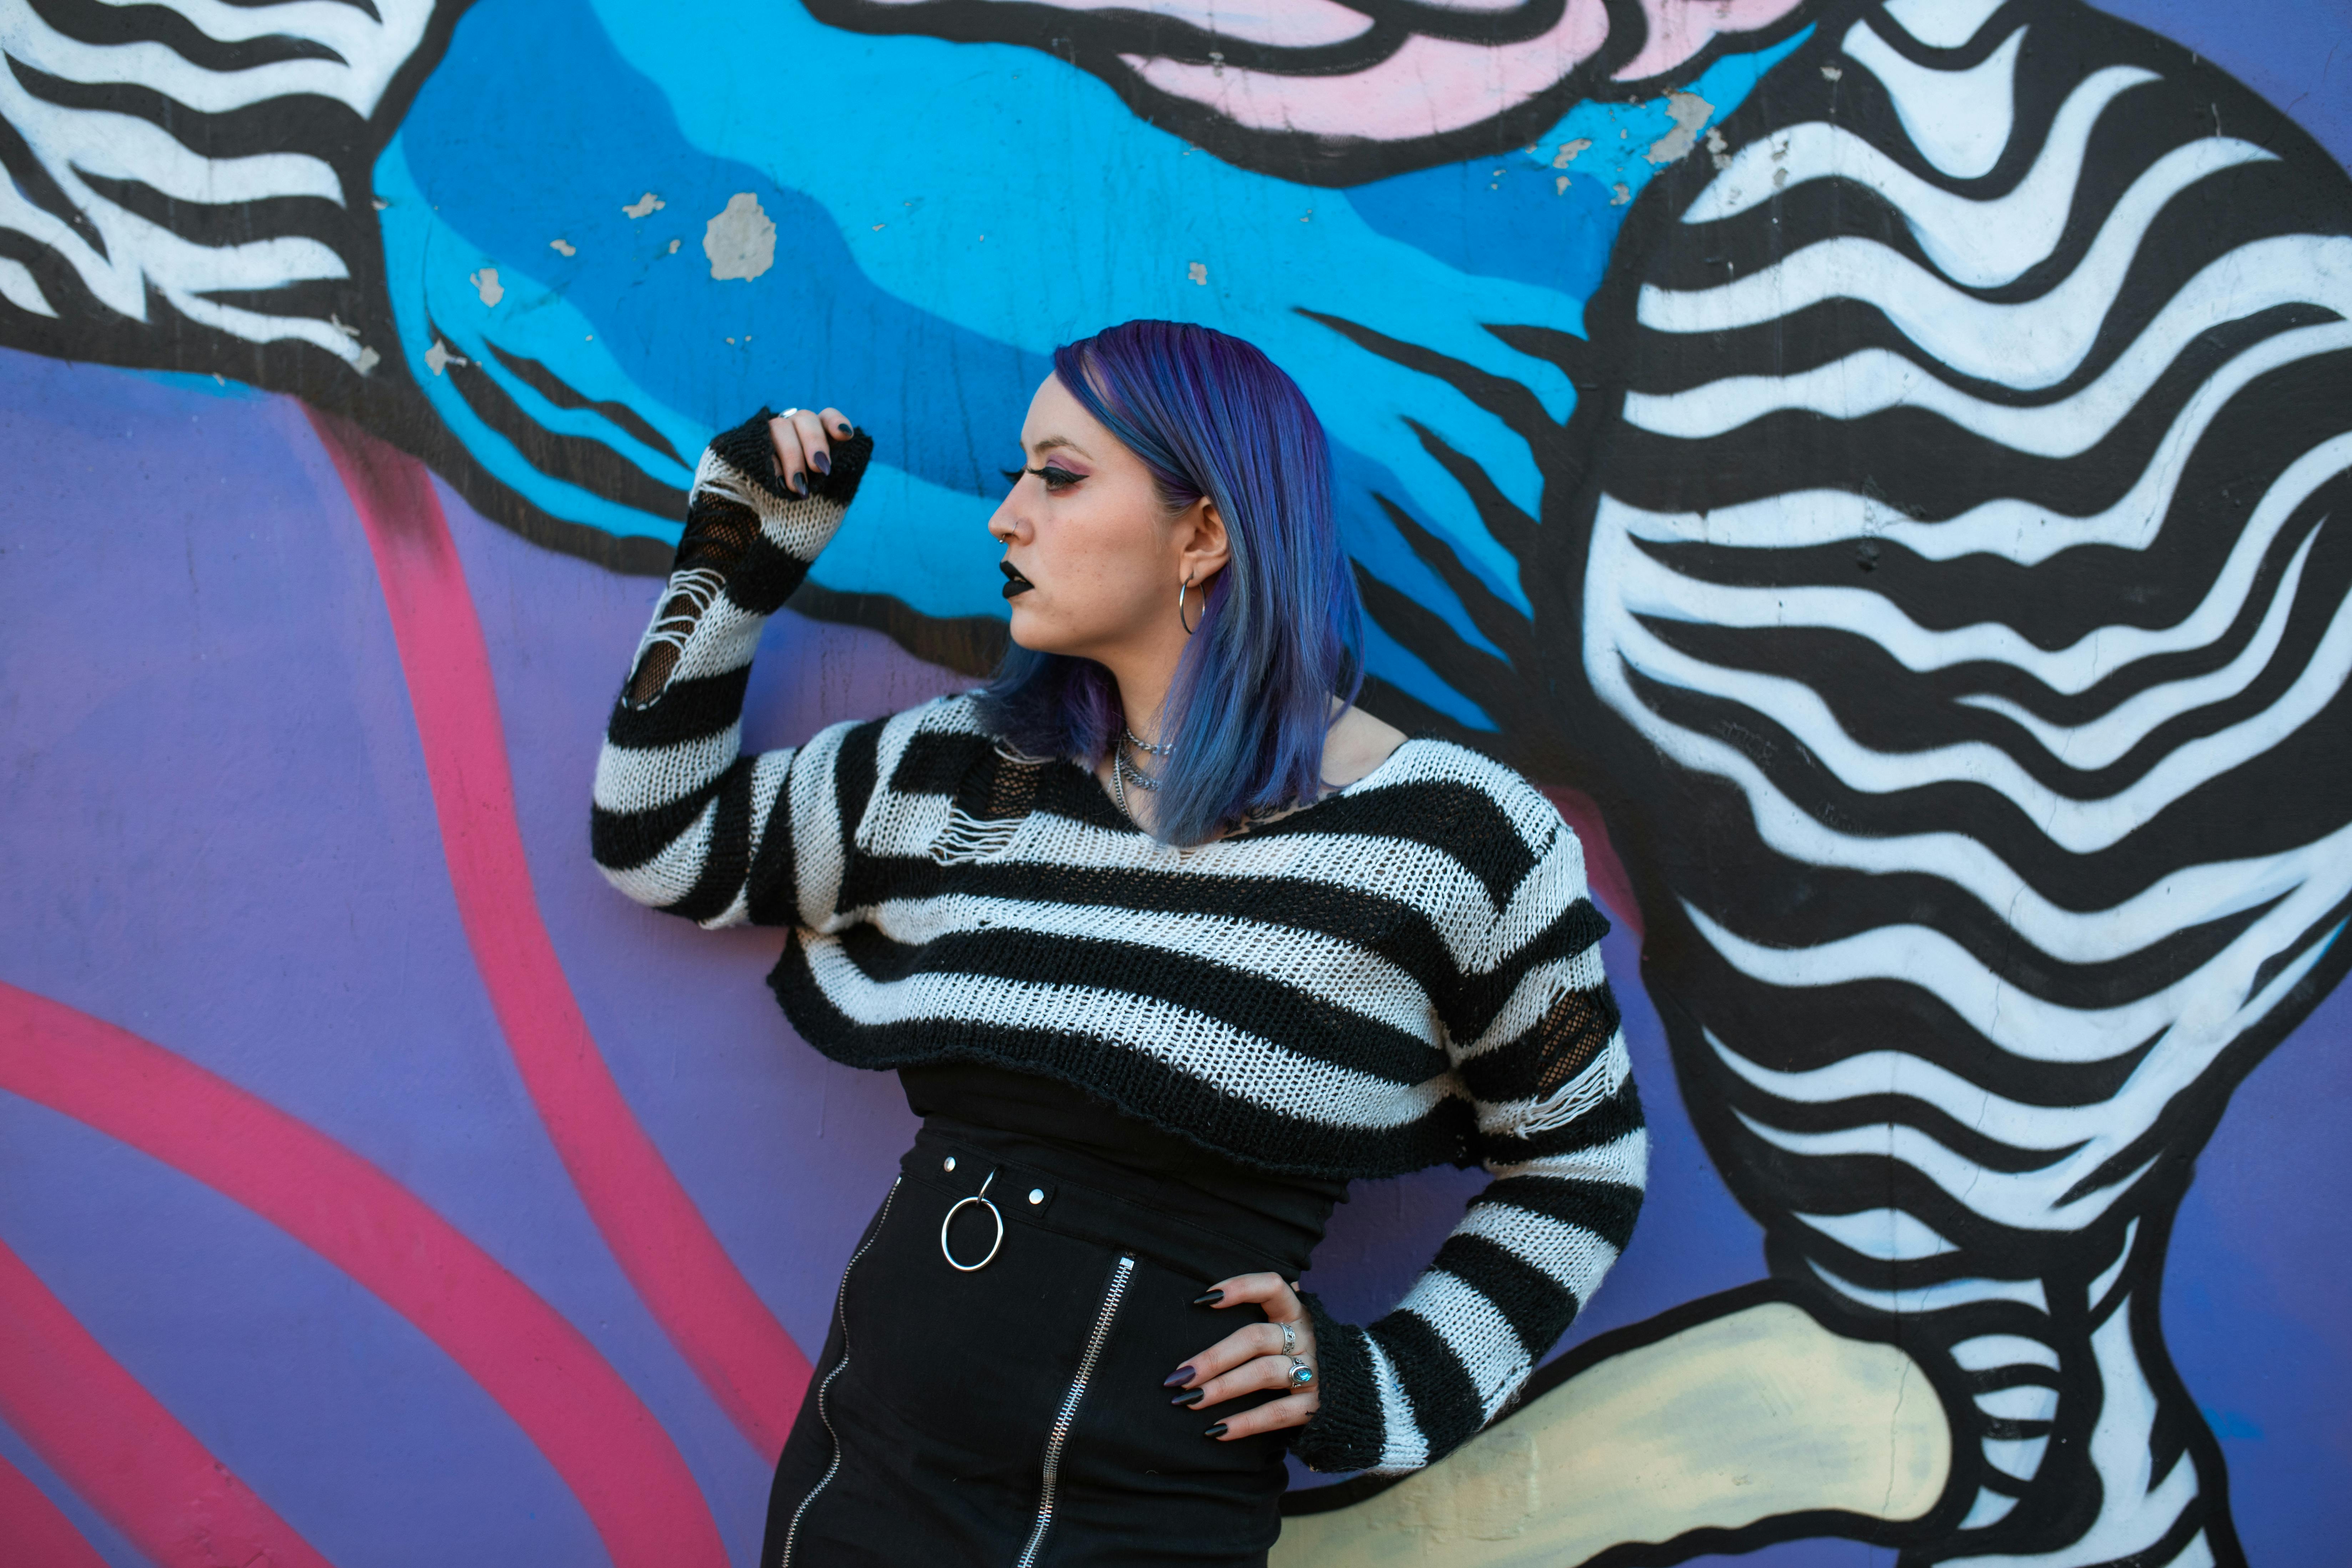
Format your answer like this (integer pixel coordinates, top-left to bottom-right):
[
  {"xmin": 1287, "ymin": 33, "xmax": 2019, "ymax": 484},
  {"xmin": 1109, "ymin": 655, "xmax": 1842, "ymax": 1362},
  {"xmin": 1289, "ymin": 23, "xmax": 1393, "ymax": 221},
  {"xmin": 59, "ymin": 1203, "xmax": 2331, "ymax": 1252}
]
[{"xmin": 762, "ymin": 1127, "xmax": 1309, "ymax": 1567}]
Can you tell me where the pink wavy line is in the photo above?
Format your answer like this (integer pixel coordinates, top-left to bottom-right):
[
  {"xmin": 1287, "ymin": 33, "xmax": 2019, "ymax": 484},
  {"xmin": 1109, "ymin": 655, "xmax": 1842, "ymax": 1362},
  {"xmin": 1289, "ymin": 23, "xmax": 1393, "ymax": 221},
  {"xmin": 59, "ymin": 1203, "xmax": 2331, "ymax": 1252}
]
[
  {"xmin": 0, "ymin": 1230, "xmax": 333, "ymax": 1568},
  {"xmin": 304, "ymin": 407, "xmax": 813, "ymax": 1456},
  {"xmin": 0, "ymin": 1450, "xmax": 116, "ymax": 1568},
  {"xmin": 0, "ymin": 983, "xmax": 727, "ymax": 1568}
]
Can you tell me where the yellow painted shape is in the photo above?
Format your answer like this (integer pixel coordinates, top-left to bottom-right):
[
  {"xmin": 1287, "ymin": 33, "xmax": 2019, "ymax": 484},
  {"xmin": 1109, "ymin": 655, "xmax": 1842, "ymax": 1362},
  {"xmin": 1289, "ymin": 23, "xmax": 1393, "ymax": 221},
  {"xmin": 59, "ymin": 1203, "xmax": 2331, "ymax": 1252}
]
[{"xmin": 1272, "ymin": 1302, "xmax": 1951, "ymax": 1568}]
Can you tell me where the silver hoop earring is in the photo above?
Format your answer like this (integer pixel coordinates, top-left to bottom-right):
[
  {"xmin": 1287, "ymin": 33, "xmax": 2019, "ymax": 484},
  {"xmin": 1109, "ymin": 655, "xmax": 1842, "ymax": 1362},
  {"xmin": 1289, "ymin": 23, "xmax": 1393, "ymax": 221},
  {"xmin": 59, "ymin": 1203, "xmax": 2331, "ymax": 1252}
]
[{"xmin": 1178, "ymin": 575, "xmax": 1199, "ymax": 636}]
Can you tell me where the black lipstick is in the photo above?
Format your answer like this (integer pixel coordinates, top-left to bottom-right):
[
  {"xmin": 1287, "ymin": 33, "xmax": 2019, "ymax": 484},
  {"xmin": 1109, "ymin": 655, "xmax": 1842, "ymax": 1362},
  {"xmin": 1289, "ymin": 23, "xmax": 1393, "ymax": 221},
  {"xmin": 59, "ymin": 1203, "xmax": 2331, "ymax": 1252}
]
[{"xmin": 999, "ymin": 560, "xmax": 1034, "ymax": 599}]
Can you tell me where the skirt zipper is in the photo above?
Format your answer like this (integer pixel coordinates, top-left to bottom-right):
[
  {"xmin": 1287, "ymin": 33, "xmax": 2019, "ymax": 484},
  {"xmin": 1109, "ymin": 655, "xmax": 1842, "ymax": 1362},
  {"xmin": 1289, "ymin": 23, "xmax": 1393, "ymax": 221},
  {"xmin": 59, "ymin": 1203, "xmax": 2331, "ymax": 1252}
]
[
  {"xmin": 1012, "ymin": 1253, "xmax": 1135, "ymax": 1568},
  {"xmin": 781, "ymin": 1175, "xmax": 902, "ymax": 1568}
]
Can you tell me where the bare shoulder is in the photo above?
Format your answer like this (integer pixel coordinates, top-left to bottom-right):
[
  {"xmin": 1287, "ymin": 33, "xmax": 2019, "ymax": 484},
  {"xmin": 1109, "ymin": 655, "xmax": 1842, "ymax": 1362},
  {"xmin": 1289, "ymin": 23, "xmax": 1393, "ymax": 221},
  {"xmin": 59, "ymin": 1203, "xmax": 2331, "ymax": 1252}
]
[{"xmin": 1320, "ymin": 703, "xmax": 1411, "ymax": 791}]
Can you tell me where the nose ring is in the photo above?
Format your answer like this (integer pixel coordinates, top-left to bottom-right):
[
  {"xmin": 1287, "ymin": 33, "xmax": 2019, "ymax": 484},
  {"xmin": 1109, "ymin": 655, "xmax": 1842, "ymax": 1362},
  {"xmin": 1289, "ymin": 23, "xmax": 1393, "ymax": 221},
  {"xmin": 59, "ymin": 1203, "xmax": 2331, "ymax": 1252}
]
[{"xmin": 941, "ymin": 1168, "xmax": 1006, "ymax": 1272}]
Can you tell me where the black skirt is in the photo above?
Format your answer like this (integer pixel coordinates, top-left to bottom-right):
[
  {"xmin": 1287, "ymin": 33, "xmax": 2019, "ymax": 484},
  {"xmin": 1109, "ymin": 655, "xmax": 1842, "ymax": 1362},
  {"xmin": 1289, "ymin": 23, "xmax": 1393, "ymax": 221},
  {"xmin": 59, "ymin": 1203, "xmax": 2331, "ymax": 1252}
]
[{"xmin": 761, "ymin": 1121, "xmax": 1323, "ymax": 1567}]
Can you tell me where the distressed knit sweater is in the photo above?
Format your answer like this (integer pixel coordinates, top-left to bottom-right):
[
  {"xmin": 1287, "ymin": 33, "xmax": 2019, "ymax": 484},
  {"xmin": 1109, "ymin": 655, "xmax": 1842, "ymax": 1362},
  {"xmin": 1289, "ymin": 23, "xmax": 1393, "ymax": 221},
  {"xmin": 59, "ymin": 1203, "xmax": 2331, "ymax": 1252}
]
[{"xmin": 590, "ymin": 411, "xmax": 1647, "ymax": 1474}]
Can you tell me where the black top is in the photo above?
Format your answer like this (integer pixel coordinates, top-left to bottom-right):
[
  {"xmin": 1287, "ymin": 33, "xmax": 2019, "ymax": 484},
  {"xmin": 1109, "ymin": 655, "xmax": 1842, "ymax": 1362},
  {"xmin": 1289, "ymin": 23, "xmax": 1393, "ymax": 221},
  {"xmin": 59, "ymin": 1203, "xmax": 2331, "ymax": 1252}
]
[{"xmin": 900, "ymin": 1060, "xmax": 1348, "ymax": 1269}]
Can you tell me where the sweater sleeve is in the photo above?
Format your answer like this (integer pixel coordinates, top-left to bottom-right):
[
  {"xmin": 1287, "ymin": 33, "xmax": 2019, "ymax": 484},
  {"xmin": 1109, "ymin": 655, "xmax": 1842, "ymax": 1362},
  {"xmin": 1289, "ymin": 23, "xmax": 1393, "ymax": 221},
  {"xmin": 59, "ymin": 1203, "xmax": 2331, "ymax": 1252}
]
[
  {"xmin": 590, "ymin": 409, "xmax": 880, "ymax": 929},
  {"xmin": 1290, "ymin": 806, "xmax": 1647, "ymax": 1474}
]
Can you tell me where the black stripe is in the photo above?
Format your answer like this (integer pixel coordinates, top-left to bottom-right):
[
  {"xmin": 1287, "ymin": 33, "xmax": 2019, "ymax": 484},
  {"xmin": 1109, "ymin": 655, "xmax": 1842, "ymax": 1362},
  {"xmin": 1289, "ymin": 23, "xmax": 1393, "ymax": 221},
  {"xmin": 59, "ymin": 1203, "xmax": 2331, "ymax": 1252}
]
[
  {"xmin": 484, "ymin": 342, "xmax": 684, "ymax": 465},
  {"xmin": 26, "ymin": 0, "xmax": 343, "ymax": 71},
  {"xmin": 770, "ymin": 942, "xmax": 1479, "ymax": 1179},
  {"xmin": 1370, "ymin": 1309, "xmax": 1485, "ymax": 1456},
  {"xmin": 1455, "ymin": 982, "xmax": 1621, "ymax": 1103},
  {"xmin": 1259, "ymin": 777, "xmax": 1541, "ymax": 907},
  {"xmin": 1426, "ymin": 1232, "xmax": 1580, "ymax": 1357},
  {"xmin": 744, "ymin": 755, "xmax": 805, "ymax": 929},
  {"xmin": 890, "ymin": 728, "xmax": 997, "ymax": 797},
  {"xmin": 1451, "ymin": 897, "xmax": 1612, "ymax": 1044},
  {"xmin": 605, "ymin": 666, "xmax": 752, "ymax": 750},
  {"xmin": 826, "ymin": 923, "xmax": 1452, "ymax": 1085},
  {"xmin": 1477, "ymin": 1078, "xmax": 1646, "ymax": 1167},
  {"xmin": 667, "ymin": 758, "xmax": 758, "ymax": 923},
  {"xmin": 1472, "ymin": 1175, "xmax": 1646, "ymax": 1252},
  {"xmin": 591, "ymin": 787, "xmax": 719, "ymax": 873},
  {"xmin": 829, "ymin": 718, "xmax": 885, "ymax": 916}
]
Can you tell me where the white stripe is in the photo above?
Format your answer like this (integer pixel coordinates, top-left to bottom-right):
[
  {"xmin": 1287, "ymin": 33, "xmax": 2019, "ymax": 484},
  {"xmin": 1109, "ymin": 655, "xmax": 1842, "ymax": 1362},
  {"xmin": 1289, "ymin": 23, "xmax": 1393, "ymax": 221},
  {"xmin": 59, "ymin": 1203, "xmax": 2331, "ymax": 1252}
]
[
  {"xmin": 1475, "ymin": 1033, "xmax": 1632, "ymax": 1138},
  {"xmin": 1452, "ymin": 1190, "xmax": 1627, "ymax": 1298},
  {"xmin": 1457, "ymin": 946, "xmax": 1608, "ymax": 1058},
  {"xmin": 1363, "ymin": 1335, "xmax": 1429, "ymax": 1475},
  {"xmin": 709, "ymin": 748, "xmax": 800, "ymax": 928},
  {"xmin": 593, "ymin": 724, "xmax": 742, "ymax": 814},
  {"xmin": 1684, "ymin": 66, "xmax": 2156, "ymax": 288},
  {"xmin": 1392, "ymin": 1275, "xmax": 1529, "ymax": 1420},
  {"xmin": 786, "ymin": 721, "xmax": 853, "ymax": 928},
  {"xmin": 1843, "ymin": 19, "xmax": 2023, "ymax": 180},
  {"xmin": 1793, "ymin": 1206, "xmax": 1959, "ymax": 1261},
  {"xmin": 595, "ymin": 795, "xmax": 720, "ymax": 913},
  {"xmin": 1484, "ymin": 1125, "xmax": 1648, "ymax": 1183},
  {"xmin": 799, "ymin": 942, "xmax": 1452, "ymax": 1128}
]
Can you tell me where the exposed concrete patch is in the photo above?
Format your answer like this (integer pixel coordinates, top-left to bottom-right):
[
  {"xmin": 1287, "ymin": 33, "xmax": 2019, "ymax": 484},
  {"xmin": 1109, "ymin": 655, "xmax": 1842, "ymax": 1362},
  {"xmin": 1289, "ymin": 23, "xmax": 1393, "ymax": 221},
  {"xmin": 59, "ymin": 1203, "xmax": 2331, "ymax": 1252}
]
[
  {"xmin": 549, "ymin": 238, "xmax": 577, "ymax": 257},
  {"xmin": 704, "ymin": 193, "xmax": 776, "ymax": 281},
  {"xmin": 623, "ymin": 191, "xmax": 666, "ymax": 218},
  {"xmin": 1644, "ymin": 91, "xmax": 1716, "ymax": 165},
  {"xmin": 469, "ymin": 268, "xmax": 504, "ymax": 308},
  {"xmin": 1707, "ymin": 126, "xmax": 1732, "ymax": 171},
  {"xmin": 1551, "ymin": 137, "xmax": 1592, "ymax": 169},
  {"xmin": 423, "ymin": 339, "xmax": 468, "ymax": 377},
  {"xmin": 1188, "ymin": 261, "xmax": 1208, "ymax": 284}
]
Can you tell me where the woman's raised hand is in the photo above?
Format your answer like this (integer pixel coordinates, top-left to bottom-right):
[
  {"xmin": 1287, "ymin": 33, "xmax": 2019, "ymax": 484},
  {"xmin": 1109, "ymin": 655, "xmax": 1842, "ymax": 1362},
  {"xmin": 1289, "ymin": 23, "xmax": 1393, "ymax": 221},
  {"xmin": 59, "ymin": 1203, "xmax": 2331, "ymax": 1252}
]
[
  {"xmin": 1165, "ymin": 1272, "xmax": 1321, "ymax": 1440},
  {"xmin": 766, "ymin": 405, "xmax": 856, "ymax": 496}
]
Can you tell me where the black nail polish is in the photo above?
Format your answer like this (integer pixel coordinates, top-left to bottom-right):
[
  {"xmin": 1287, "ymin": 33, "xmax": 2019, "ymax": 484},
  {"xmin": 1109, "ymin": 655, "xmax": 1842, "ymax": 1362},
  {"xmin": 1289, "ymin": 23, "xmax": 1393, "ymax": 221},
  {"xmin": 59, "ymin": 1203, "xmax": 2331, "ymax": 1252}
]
[
  {"xmin": 837, "ymin": 422, "xmax": 854, "ymax": 436},
  {"xmin": 1192, "ymin": 1290, "xmax": 1224, "ymax": 1307},
  {"xmin": 1170, "ymin": 1388, "xmax": 1204, "ymax": 1408},
  {"xmin": 1202, "ymin": 1423, "xmax": 1228, "ymax": 1441},
  {"xmin": 791, "ymin": 473, "xmax": 809, "ymax": 496},
  {"xmin": 811, "ymin": 450, "xmax": 831, "ymax": 474},
  {"xmin": 1162, "ymin": 1366, "xmax": 1196, "ymax": 1388}
]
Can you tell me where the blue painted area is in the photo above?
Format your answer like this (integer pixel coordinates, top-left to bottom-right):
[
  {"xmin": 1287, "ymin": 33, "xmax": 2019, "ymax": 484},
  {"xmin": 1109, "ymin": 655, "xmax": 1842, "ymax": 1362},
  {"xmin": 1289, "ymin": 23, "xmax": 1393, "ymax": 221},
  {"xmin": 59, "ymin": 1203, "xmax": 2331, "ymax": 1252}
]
[{"xmin": 1346, "ymin": 33, "xmax": 1811, "ymax": 300}]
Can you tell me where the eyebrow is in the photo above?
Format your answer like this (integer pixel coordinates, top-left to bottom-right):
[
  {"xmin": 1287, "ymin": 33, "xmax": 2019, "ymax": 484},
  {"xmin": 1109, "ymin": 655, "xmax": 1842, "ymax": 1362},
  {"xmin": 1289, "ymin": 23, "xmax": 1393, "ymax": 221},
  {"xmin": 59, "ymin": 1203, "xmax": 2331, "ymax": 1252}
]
[{"xmin": 1028, "ymin": 435, "xmax": 1091, "ymax": 460}]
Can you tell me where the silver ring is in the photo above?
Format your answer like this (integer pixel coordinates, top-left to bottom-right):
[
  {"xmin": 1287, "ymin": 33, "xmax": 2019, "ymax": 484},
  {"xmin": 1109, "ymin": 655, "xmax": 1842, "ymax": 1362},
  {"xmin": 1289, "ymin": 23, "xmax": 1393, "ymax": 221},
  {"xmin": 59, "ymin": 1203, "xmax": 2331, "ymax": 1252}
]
[
  {"xmin": 1285, "ymin": 1356, "xmax": 1315, "ymax": 1389},
  {"xmin": 940, "ymin": 1170, "xmax": 1004, "ymax": 1272},
  {"xmin": 779, "ymin": 407, "xmax": 801, "ymax": 417},
  {"xmin": 1278, "ymin": 1321, "xmax": 1297, "ymax": 1356}
]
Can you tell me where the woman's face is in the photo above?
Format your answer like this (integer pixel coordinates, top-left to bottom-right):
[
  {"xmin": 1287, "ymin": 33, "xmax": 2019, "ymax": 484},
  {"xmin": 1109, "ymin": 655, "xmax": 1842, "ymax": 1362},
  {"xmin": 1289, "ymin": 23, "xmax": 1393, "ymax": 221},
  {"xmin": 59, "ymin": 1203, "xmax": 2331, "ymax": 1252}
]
[{"xmin": 988, "ymin": 374, "xmax": 1223, "ymax": 663}]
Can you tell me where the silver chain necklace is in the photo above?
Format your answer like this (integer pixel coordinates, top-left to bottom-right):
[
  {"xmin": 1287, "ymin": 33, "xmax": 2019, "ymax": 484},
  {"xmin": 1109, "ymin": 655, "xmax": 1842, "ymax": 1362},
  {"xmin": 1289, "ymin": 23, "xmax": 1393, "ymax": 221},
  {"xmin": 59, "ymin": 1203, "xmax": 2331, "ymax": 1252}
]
[{"xmin": 1111, "ymin": 727, "xmax": 1170, "ymax": 822}]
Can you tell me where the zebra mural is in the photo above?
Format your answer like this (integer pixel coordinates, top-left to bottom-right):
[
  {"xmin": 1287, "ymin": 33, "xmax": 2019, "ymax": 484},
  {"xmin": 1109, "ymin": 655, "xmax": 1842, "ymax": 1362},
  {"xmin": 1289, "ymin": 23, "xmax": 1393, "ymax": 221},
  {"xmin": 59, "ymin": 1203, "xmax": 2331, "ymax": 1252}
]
[
  {"xmin": 0, "ymin": 0, "xmax": 2347, "ymax": 1562},
  {"xmin": 1309, "ymin": 0, "xmax": 2352, "ymax": 1558}
]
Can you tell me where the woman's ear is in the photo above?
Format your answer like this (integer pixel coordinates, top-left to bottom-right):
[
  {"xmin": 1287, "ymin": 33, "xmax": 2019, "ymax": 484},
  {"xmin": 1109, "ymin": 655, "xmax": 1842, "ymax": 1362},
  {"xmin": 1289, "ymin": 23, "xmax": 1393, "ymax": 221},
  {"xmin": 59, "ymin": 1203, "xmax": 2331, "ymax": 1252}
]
[{"xmin": 1179, "ymin": 496, "xmax": 1232, "ymax": 583}]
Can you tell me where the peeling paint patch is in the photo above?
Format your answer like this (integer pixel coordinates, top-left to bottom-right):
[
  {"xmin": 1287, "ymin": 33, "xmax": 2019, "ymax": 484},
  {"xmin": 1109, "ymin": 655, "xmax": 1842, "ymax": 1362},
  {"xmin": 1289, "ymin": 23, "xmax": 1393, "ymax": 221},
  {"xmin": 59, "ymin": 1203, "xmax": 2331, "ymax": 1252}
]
[
  {"xmin": 354, "ymin": 346, "xmax": 381, "ymax": 375},
  {"xmin": 1707, "ymin": 126, "xmax": 1732, "ymax": 171},
  {"xmin": 667, "ymin": 238, "xmax": 681, "ymax": 254},
  {"xmin": 704, "ymin": 192, "xmax": 775, "ymax": 281},
  {"xmin": 424, "ymin": 339, "xmax": 468, "ymax": 377},
  {"xmin": 1187, "ymin": 261, "xmax": 1208, "ymax": 285},
  {"xmin": 469, "ymin": 268, "xmax": 504, "ymax": 308},
  {"xmin": 1644, "ymin": 91, "xmax": 1715, "ymax": 165},
  {"xmin": 549, "ymin": 238, "xmax": 577, "ymax": 257},
  {"xmin": 1821, "ymin": 62, "xmax": 1844, "ymax": 80},
  {"xmin": 623, "ymin": 191, "xmax": 666, "ymax": 218},
  {"xmin": 1610, "ymin": 182, "xmax": 1632, "ymax": 206},
  {"xmin": 1551, "ymin": 137, "xmax": 1592, "ymax": 169}
]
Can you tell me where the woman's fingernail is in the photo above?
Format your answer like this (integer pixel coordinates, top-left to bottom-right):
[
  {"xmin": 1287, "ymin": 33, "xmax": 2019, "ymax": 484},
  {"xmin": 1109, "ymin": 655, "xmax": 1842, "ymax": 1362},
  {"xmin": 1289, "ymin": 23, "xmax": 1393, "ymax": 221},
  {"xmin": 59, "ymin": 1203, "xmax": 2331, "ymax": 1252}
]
[
  {"xmin": 1192, "ymin": 1290, "xmax": 1224, "ymax": 1307},
  {"xmin": 1162, "ymin": 1366, "xmax": 1196, "ymax": 1388},
  {"xmin": 1170, "ymin": 1388, "xmax": 1204, "ymax": 1408},
  {"xmin": 811, "ymin": 450, "xmax": 831, "ymax": 474},
  {"xmin": 1202, "ymin": 1423, "xmax": 1229, "ymax": 1441},
  {"xmin": 837, "ymin": 422, "xmax": 854, "ymax": 436},
  {"xmin": 791, "ymin": 473, "xmax": 809, "ymax": 496}
]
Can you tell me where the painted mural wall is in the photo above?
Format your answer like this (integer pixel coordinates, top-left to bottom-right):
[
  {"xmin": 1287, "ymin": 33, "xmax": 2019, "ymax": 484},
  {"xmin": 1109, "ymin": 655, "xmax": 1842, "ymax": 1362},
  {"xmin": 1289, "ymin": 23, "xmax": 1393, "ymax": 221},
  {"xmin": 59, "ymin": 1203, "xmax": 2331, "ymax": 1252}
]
[{"xmin": 2, "ymin": 0, "xmax": 2348, "ymax": 1563}]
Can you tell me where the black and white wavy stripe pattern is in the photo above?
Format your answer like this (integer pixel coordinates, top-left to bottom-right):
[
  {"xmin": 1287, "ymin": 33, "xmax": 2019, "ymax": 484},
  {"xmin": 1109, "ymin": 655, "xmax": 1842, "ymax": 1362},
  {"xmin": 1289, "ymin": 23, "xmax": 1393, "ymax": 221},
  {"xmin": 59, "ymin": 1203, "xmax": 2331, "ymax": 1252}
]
[
  {"xmin": 591, "ymin": 417, "xmax": 1646, "ymax": 1474},
  {"xmin": 0, "ymin": 0, "xmax": 440, "ymax": 365},
  {"xmin": 1582, "ymin": 0, "xmax": 2352, "ymax": 1556}
]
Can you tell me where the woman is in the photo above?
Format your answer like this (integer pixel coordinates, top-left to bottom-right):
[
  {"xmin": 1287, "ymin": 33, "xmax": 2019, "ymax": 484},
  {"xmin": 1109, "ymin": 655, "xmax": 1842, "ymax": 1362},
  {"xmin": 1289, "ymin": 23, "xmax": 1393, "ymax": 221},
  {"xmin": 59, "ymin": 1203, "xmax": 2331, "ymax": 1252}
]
[{"xmin": 591, "ymin": 321, "xmax": 1645, "ymax": 1565}]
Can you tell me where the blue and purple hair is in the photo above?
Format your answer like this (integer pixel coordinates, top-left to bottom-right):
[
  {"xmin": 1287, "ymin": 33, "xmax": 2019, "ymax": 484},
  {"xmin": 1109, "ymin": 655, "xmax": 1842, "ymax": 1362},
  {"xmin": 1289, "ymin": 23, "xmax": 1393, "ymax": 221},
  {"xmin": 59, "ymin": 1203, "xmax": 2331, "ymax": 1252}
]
[{"xmin": 977, "ymin": 319, "xmax": 1365, "ymax": 845}]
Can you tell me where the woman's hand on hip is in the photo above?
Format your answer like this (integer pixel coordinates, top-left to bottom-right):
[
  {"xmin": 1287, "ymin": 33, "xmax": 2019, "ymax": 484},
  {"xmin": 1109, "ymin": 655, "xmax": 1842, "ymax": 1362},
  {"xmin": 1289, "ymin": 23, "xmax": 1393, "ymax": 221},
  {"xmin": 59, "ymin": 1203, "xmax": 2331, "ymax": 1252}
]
[
  {"xmin": 1165, "ymin": 1272, "xmax": 1320, "ymax": 1440},
  {"xmin": 766, "ymin": 405, "xmax": 855, "ymax": 496}
]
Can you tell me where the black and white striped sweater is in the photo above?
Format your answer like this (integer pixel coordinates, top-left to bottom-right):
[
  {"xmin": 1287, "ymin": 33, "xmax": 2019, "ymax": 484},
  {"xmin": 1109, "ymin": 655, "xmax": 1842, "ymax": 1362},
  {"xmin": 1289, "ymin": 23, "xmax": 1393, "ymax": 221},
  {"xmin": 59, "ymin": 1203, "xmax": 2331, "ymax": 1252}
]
[{"xmin": 591, "ymin": 412, "xmax": 1647, "ymax": 1474}]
